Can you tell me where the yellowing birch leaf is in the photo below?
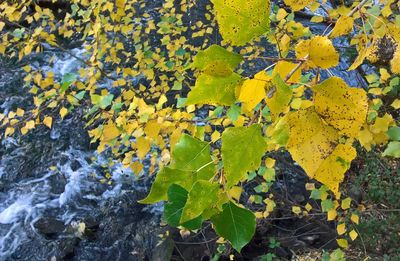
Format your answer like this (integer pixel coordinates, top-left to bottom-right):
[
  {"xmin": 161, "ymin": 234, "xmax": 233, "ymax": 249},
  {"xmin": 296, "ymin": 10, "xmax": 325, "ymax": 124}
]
[
  {"xmin": 370, "ymin": 113, "xmax": 394, "ymax": 134},
  {"xmin": 181, "ymin": 180, "xmax": 219, "ymax": 223},
  {"xmin": 238, "ymin": 78, "xmax": 266, "ymax": 112},
  {"xmin": 25, "ymin": 120, "xmax": 35, "ymax": 130},
  {"xmin": 337, "ymin": 238, "xmax": 349, "ymax": 249},
  {"xmin": 327, "ymin": 209, "xmax": 337, "ymax": 220},
  {"xmin": 295, "ymin": 40, "xmax": 314, "ymax": 66},
  {"xmin": 59, "ymin": 107, "xmax": 68, "ymax": 119},
  {"xmin": 348, "ymin": 46, "xmax": 368, "ymax": 71},
  {"xmin": 287, "ymin": 108, "xmax": 339, "ymax": 178},
  {"xmin": 212, "ymin": 0, "xmax": 270, "ymax": 46},
  {"xmin": 43, "ymin": 116, "xmax": 53, "ymax": 129},
  {"xmin": 16, "ymin": 108, "xmax": 24, "ymax": 117},
  {"xmin": 284, "ymin": 0, "xmax": 314, "ymax": 11},
  {"xmin": 337, "ymin": 223, "xmax": 347, "ymax": 235},
  {"xmin": 265, "ymin": 75, "xmax": 293, "ymax": 120},
  {"xmin": 192, "ymin": 45, "xmax": 243, "ymax": 76},
  {"xmin": 313, "ymin": 144, "xmax": 356, "ymax": 197},
  {"xmin": 391, "ymin": 99, "xmax": 400, "ymax": 109},
  {"xmin": 272, "ymin": 61, "xmax": 301, "ymax": 83},
  {"xmin": 102, "ymin": 123, "xmax": 120, "ymax": 141},
  {"xmin": 351, "ymin": 214, "xmax": 359, "ymax": 224},
  {"xmin": 330, "ymin": 17, "xmax": 354, "ymax": 38},
  {"xmin": 390, "ymin": 47, "xmax": 400, "ymax": 74},
  {"xmin": 358, "ymin": 125, "xmax": 374, "ymax": 151},
  {"xmin": 309, "ymin": 36, "xmax": 339, "ymax": 69},
  {"xmin": 136, "ymin": 137, "xmax": 151, "ymax": 159},
  {"xmin": 186, "ymin": 73, "xmax": 242, "ymax": 106},
  {"xmin": 349, "ymin": 230, "xmax": 358, "ymax": 241},
  {"xmin": 314, "ymin": 77, "xmax": 368, "ymax": 137}
]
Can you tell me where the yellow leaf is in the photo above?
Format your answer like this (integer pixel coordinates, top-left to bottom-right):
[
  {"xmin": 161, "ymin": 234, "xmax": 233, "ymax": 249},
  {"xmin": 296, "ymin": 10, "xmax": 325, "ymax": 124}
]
[
  {"xmin": 341, "ymin": 197, "xmax": 352, "ymax": 210},
  {"xmin": 265, "ymin": 75, "xmax": 293, "ymax": 120},
  {"xmin": 337, "ymin": 223, "xmax": 346, "ymax": 235},
  {"xmin": 327, "ymin": 209, "xmax": 337, "ymax": 221},
  {"xmin": 290, "ymin": 98, "xmax": 302, "ymax": 110},
  {"xmin": 229, "ymin": 186, "xmax": 243, "ymax": 200},
  {"xmin": 292, "ymin": 206, "xmax": 302, "ymax": 215},
  {"xmin": 370, "ymin": 113, "xmax": 394, "ymax": 134},
  {"xmin": 287, "ymin": 108, "xmax": 339, "ymax": 178},
  {"xmin": 144, "ymin": 120, "xmax": 161, "ymax": 140},
  {"xmin": 238, "ymin": 77, "xmax": 266, "ymax": 112},
  {"xmin": 283, "ymin": 0, "xmax": 314, "ymax": 11},
  {"xmin": 16, "ymin": 108, "xmax": 25, "ymax": 117},
  {"xmin": 330, "ymin": 16, "xmax": 354, "ymax": 38},
  {"xmin": 5, "ymin": 127, "xmax": 15, "ymax": 137},
  {"xmin": 25, "ymin": 120, "xmax": 35, "ymax": 130},
  {"xmin": 130, "ymin": 161, "xmax": 143, "ymax": 175},
  {"xmin": 391, "ymin": 99, "xmax": 400, "ymax": 109},
  {"xmin": 265, "ymin": 157, "xmax": 276, "ymax": 168},
  {"xmin": 351, "ymin": 214, "xmax": 360, "ymax": 224},
  {"xmin": 102, "ymin": 123, "xmax": 120, "ymax": 141},
  {"xmin": 276, "ymin": 8, "xmax": 288, "ymax": 21},
  {"xmin": 348, "ymin": 45, "xmax": 368, "ymax": 71},
  {"xmin": 21, "ymin": 127, "xmax": 29, "ymax": 135},
  {"xmin": 358, "ymin": 125, "xmax": 374, "ymax": 151},
  {"xmin": 349, "ymin": 229, "xmax": 358, "ymax": 241},
  {"xmin": 391, "ymin": 46, "xmax": 400, "ymax": 74},
  {"xmin": 309, "ymin": 36, "xmax": 339, "ymax": 69},
  {"xmin": 305, "ymin": 203, "xmax": 312, "ymax": 211},
  {"xmin": 314, "ymin": 77, "xmax": 368, "ymax": 138},
  {"xmin": 0, "ymin": 22, "xmax": 5, "ymax": 31},
  {"xmin": 212, "ymin": 0, "xmax": 270, "ymax": 46},
  {"xmin": 43, "ymin": 116, "xmax": 53, "ymax": 129},
  {"xmin": 211, "ymin": 130, "xmax": 221, "ymax": 142},
  {"xmin": 311, "ymin": 16, "xmax": 324, "ymax": 23},
  {"xmin": 272, "ymin": 61, "xmax": 301, "ymax": 83},
  {"xmin": 313, "ymin": 143, "xmax": 356, "ymax": 197},
  {"xmin": 336, "ymin": 238, "xmax": 349, "ymax": 249},
  {"xmin": 115, "ymin": 0, "xmax": 125, "ymax": 8},
  {"xmin": 295, "ymin": 40, "xmax": 316, "ymax": 68},
  {"xmin": 59, "ymin": 107, "xmax": 68, "ymax": 119},
  {"xmin": 380, "ymin": 68, "xmax": 391, "ymax": 82},
  {"xmin": 136, "ymin": 136, "xmax": 151, "ymax": 159}
]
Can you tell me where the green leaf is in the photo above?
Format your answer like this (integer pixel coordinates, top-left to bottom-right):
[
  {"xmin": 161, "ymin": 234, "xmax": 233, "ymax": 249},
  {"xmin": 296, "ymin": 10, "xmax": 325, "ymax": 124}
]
[
  {"xmin": 171, "ymin": 134, "xmax": 215, "ymax": 180},
  {"xmin": 181, "ymin": 180, "xmax": 220, "ymax": 223},
  {"xmin": 60, "ymin": 73, "xmax": 77, "ymax": 93},
  {"xmin": 321, "ymin": 199, "xmax": 334, "ymax": 212},
  {"xmin": 163, "ymin": 184, "xmax": 203, "ymax": 230},
  {"xmin": 192, "ymin": 45, "xmax": 243, "ymax": 76},
  {"xmin": 75, "ymin": 90, "xmax": 86, "ymax": 100},
  {"xmin": 211, "ymin": 201, "xmax": 256, "ymax": 252},
  {"xmin": 222, "ymin": 125, "xmax": 266, "ymax": 188},
  {"xmin": 227, "ymin": 104, "xmax": 241, "ymax": 122},
  {"xmin": 100, "ymin": 94, "xmax": 114, "ymax": 109},
  {"xmin": 387, "ymin": 126, "xmax": 400, "ymax": 141},
  {"xmin": 212, "ymin": 0, "xmax": 270, "ymax": 46},
  {"xmin": 138, "ymin": 167, "xmax": 195, "ymax": 204},
  {"xmin": 185, "ymin": 72, "xmax": 243, "ymax": 106},
  {"xmin": 383, "ymin": 141, "xmax": 400, "ymax": 158}
]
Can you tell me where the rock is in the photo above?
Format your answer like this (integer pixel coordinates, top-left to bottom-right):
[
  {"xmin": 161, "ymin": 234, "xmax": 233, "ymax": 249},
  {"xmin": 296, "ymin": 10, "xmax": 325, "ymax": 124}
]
[
  {"xmin": 34, "ymin": 218, "xmax": 66, "ymax": 239},
  {"xmin": 152, "ymin": 237, "xmax": 175, "ymax": 261},
  {"xmin": 57, "ymin": 237, "xmax": 79, "ymax": 259}
]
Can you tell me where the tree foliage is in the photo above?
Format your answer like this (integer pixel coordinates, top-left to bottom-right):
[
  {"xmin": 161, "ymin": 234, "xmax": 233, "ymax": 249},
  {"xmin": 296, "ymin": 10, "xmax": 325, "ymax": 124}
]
[{"xmin": 0, "ymin": 0, "xmax": 399, "ymax": 254}]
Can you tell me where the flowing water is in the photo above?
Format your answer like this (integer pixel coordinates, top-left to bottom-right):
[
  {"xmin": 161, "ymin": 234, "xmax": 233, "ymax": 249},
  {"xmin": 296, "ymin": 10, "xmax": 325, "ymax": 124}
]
[{"xmin": 0, "ymin": 49, "xmax": 162, "ymax": 261}]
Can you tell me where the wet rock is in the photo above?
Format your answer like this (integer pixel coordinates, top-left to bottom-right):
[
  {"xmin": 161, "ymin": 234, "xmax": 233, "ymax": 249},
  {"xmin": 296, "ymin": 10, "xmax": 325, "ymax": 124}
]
[
  {"xmin": 57, "ymin": 237, "xmax": 80, "ymax": 259},
  {"xmin": 152, "ymin": 237, "xmax": 175, "ymax": 261},
  {"xmin": 70, "ymin": 160, "xmax": 82, "ymax": 171},
  {"xmin": 34, "ymin": 218, "xmax": 66, "ymax": 239}
]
